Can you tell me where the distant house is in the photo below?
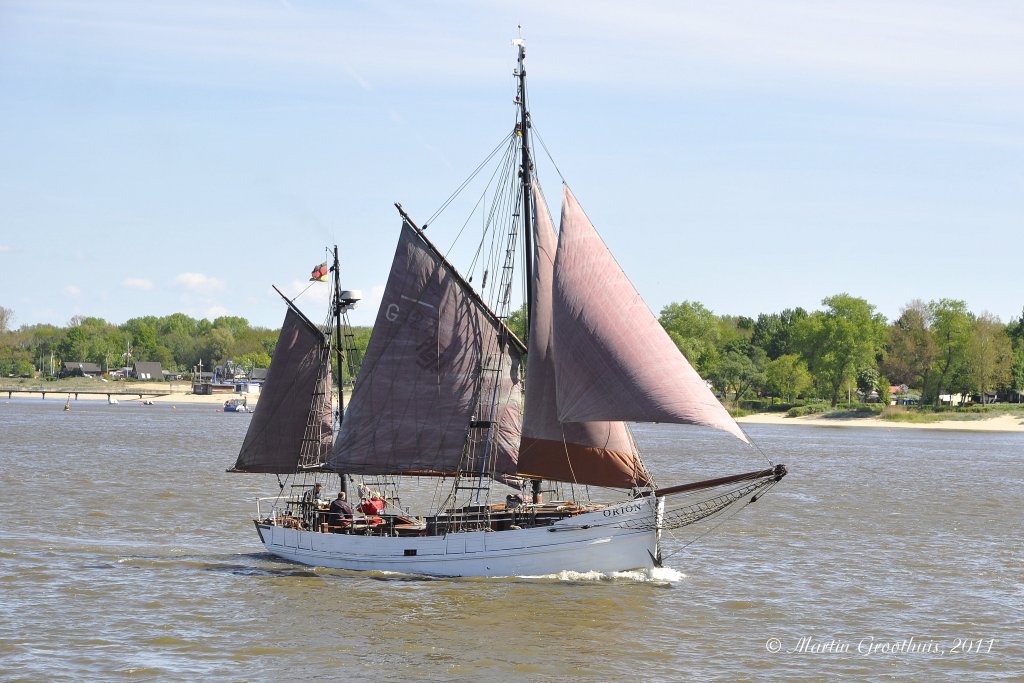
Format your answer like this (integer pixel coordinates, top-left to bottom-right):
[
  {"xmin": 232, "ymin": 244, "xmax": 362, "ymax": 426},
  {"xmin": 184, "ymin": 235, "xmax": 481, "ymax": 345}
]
[
  {"xmin": 162, "ymin": 370, "xmax": 183, "ymax": 381},
  {"xmin": 890, "ymin": 385, "xmax": 918, "ymax": 406},
  {"xmin": 250, "ymin": 368, "xmax": 268, "ymax": 381},
  {"xmin": 132, "ymin": 361, "xmax": 164, "ymax": 381},
  {"xmin": 60, "ymin": 361, "xmax": 102, "ymax": 378}
]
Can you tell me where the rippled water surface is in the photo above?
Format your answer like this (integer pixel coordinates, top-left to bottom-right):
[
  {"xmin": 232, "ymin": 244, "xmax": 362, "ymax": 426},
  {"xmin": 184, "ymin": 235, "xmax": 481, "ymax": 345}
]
[{"xmin": 1, "ymin": 399, "xmax": 1021, "ymax": 681}]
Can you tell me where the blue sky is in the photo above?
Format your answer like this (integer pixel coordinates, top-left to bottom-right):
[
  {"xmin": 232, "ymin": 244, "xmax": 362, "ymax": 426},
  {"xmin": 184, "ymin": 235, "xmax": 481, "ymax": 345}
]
[{"xmin": 2, "ymin": 1, "xmax": 1022, "ymax": 330}]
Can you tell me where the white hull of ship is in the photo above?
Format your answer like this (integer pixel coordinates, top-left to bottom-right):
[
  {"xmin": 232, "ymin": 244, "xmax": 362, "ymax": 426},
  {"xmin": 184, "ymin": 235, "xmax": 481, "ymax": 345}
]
[{"xmin": 254, "ymin": 497, "xmax": 662, "ymax": 577}]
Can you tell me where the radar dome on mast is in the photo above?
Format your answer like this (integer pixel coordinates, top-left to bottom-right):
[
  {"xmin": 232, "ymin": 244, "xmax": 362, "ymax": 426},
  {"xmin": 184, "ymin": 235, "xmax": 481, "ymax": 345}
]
[{"xmin": 339, "ymin": 290, "xmax": 361, "ymax": 312}]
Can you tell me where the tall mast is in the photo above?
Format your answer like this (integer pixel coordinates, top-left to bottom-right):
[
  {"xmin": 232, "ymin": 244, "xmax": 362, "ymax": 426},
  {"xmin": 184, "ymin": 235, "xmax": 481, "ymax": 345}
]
[
  {"xmin": 515, "ymin": 39, "xmax": 533, "ymax": 340},
  {"xmin": 331, "ymin": 245, "xmax": 348, "ymax": 498},
  {"xmin": 332, "ymin": 245, "xmax": 344, "ymax": 422},
  {"xmin": 515, "ymin": 36, "xmax": 543, "ymax": 505}
]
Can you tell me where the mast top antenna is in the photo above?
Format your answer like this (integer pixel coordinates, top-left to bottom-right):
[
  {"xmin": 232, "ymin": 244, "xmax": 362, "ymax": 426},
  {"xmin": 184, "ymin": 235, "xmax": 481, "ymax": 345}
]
[{"xmin": 512, "ymin": 25, "xmax": 525, "ymax": 47}]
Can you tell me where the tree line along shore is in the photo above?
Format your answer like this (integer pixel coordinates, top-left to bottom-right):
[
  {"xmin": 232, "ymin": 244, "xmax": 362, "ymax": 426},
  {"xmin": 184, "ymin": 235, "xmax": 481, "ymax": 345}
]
[{"xmin": 2, "ymin": 295, "xmax": 1023, "ymax": 421}]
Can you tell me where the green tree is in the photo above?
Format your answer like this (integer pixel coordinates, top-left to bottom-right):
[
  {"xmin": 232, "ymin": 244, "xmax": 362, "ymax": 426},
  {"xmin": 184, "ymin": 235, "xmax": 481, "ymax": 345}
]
[
  {"xmin": 506, "ymin": 303, "xmax": 527, "ymax": 342},
  {"xmin": 235, "ymin": 351, "xmax": 272, "ymax": 371},
  {"xmin": 751, "ymin": 308, "xmax": 808, "ymax": 360},
  {"xmin": 794, "ymin": 294, "xmax": 886, "ymax": 408},
  {"xmin": 878, "ymin": 376, "xmax": 892, "ymax": 406},
  {"xmin": 204, "ymin": 327, "xmax": 234, "ymax": 365},
  {"xmin": 213, "ymin": 316, "xmax": 251, "ymax": 338},
  {"xmin": 56, "ymin": 326, "xmax": 90, "ymax": 364},
  {"xmin": 1005, "ymin": 308, "xmax": 1024, "ymax": 402},
  {"xmin": 13, "ymin": 323, "xmax": 61, "ymax": 375},
  {"xmin": 1009, "ymin": 346, "xmax": 1024, "ymax": 402},
  {"xmin": 967, "ymin": 312, "xmax": 1011, "ymax": 403},
  {"xmin": 717, "ymin": 315, "xmax": 754, "ymax": 356},
  {"xmin": 158, "ymin": 313, "xmax": 199, "ymax": 338},
  {"xmin": 164, "ymin": 330, "xmax": 200, "ymax": 369},
  {"xmin": 1007, "ymin": 307, "xmax": 1024, "ymax": 350},
  {"xmin": 856, "ymin": 366, "xmax": 880, "ymax": 400},
  {"xmin": 711, "ymin": 347, "xmax": 766, "ymax": 403},
  {"xmin": 763, "ymin": 354, "xmax": 811, "ymax": 402},
  {"xmin": 882, "ymin": 300, "xmax": 935, "ymax": 389},
  {"xmin": 659, "ymin": 301, "xmax": 720, "ymax": 376},
  {"xmin": 928, "ymin": 299, "xmax": 972, "ymax": 405},
  {"xmin": 122, "ymin": 317, "xmax": 160, "ymax": 360}
]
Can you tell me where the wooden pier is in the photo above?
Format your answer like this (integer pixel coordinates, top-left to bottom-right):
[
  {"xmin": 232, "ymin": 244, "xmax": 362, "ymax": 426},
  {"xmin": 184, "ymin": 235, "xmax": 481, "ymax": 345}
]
[{"xmin": 1, "ymin": 387, "xmax": 173, "ymax": 401}]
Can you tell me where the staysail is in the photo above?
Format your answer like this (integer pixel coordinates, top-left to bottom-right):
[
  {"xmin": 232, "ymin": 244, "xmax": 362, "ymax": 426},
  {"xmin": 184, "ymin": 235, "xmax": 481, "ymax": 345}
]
[
  {"xmin": 232, "ymin": 306, "xmax": 333, "ymax": 473},
  {"xmin": 551, "ymin": 185, "xmax": 748, "ymax": 443},
  {"xmin": 329, "ymin": 220, "xmax": 525, "ymax": 477},
  {"xmin": 518, "ymin": 186, "xmax": 652, "ymax": 488}
]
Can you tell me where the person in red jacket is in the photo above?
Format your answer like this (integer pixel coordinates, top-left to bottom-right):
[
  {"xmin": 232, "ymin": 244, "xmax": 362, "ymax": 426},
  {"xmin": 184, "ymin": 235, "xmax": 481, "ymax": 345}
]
[{"xmin": 357, "ymin": 492, "xmax": 385, "ymax": 525}]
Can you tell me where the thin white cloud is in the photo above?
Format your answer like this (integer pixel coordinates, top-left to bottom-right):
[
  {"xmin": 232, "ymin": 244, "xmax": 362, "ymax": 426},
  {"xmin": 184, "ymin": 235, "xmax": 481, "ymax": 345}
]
[
  {"xmin": 0, "ymin": 245, "xmax": 10, "ymax": 253},
  {"xmin": 205, "ymin": 305, "xmax": 229, "ymax": 318},
  {"xmin": 284, "ymin": 278, "xmax": 331, "ymax": 311},
  {"xmin": 122, "ymin": 277, "xmax": 153, "ymax": 290},
  {"xmin": 174, "ymin": 272, "xmax": 225, "ymax": 293},
  {"xmin": 63, "ymin": 285, "xmax": 81, "ymax": 297}
]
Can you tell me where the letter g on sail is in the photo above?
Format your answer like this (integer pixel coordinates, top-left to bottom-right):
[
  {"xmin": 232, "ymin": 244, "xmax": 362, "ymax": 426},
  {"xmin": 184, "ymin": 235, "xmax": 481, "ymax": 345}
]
[{"xmin": 386, "ymin": 303, "xmax": 400, "ymax": 322}]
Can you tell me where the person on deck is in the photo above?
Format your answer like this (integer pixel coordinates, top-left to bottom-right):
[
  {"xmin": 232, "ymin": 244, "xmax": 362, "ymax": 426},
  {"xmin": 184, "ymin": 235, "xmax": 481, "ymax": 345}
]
[
  {"xmin": 327, "ymin": 492, "xmax": 353, "ymax": 530},
  {"xmin": 302, "ymin": 483, "xmax": 325, "ymax": 529},
  {"xmin": 357, "ymin": 492, "xmax": 385, "ymax": 525}
]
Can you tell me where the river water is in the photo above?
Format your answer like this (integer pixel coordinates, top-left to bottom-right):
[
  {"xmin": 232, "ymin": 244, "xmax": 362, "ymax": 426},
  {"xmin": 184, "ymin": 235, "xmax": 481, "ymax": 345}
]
[{"xmin": 0, "ymin": 399, "xmax": 1020, "ymax": 681}]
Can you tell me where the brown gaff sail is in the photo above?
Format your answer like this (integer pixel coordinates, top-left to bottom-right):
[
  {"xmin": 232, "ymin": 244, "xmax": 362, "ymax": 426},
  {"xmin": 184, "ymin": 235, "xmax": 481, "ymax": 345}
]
[
  {"xmin": 329, "ymin": 221, "xmax": 525, "ymax": 479},
  {"xmin": 518, "ymin": 185, "xmax": 652, "ymax": 489},
  {"xmin": 232, "ymin": 307, "xmax": 333, "ymax": 473},
  {"xmin": 551, "ymin": 185, "xmax": 749, "ymax": 444}
]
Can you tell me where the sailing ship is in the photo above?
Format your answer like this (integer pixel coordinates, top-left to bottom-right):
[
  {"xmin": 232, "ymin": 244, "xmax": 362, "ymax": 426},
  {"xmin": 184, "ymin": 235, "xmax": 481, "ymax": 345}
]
[{"xmin": 229, "ymin": 40, "xmax": 787, "ymax": 577}]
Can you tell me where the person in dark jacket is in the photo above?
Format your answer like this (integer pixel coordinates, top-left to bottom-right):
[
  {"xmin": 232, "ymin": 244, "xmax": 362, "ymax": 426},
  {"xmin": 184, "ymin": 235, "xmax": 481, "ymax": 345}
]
[{"xmin": 326, "ymin": 492, "xmax": 354, "ymax": 531}]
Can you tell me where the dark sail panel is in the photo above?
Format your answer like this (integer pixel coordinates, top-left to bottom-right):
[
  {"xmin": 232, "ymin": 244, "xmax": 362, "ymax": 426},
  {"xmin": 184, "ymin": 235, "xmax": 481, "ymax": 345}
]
[
  {"xmin": 329, "ymin": 221, "xmax": 523, "ymax": 477},
  {"xmin": 232, "ymin": 307, "xmax": 333, "ymax": 473},
  {"xmin": 518, "ymin": 186, "xmax": 651, "ymax": 488}
]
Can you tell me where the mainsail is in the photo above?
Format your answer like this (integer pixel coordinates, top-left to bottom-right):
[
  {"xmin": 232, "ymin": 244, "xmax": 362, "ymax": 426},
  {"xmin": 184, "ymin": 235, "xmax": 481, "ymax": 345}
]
[
  {"xmin": 518, "ymin": 186, "xmax": 651, "ymax": 488},
  {"xmin": 329, "ymin": 220, "xmax": 525, "ymax": 478},
  {"xmin": 551, "ymin": 186, "xmax": 749, "ymax": 443},
  {"xmin": 232, "ymin": 306, "xmax": 333, "ymax": 473}
]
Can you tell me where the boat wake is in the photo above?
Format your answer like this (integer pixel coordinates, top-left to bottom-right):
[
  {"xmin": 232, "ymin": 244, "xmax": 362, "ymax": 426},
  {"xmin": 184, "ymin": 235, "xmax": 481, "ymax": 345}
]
[
  {"xmin": 526, "ymin": 566, "xmax": 686, "ymax": 585},
  {"xmin": 302, "ymin": 565, "xmax": 686, "ymax": 585}
]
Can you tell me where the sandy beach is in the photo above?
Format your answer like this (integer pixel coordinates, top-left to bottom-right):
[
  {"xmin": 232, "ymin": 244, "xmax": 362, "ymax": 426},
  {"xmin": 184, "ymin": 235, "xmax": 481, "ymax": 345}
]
[
  {"xmin": 737, "ymin": 411, "xmax": 1024, "ymax": 432},
  {"xmin": 7, "ymin": 382, "xmax": 1023, "ymax": 432}
]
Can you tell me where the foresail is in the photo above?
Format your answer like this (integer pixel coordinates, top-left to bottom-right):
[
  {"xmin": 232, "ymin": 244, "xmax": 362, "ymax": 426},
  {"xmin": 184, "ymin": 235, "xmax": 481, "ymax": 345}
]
[
  {"xmin": 519, "ymin": 185, "xmax": 652, "ymax": 488},
  {"xmin": 551, "ymin": 185, "xmax": 748, "ymax": 443},
  {"xmin": 232, "ymin": 307, "xmax": 333, "ymax": 473},
  {"xmin": 329, "ymin": 221, "xmax": 524, "ymax": 478}
]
